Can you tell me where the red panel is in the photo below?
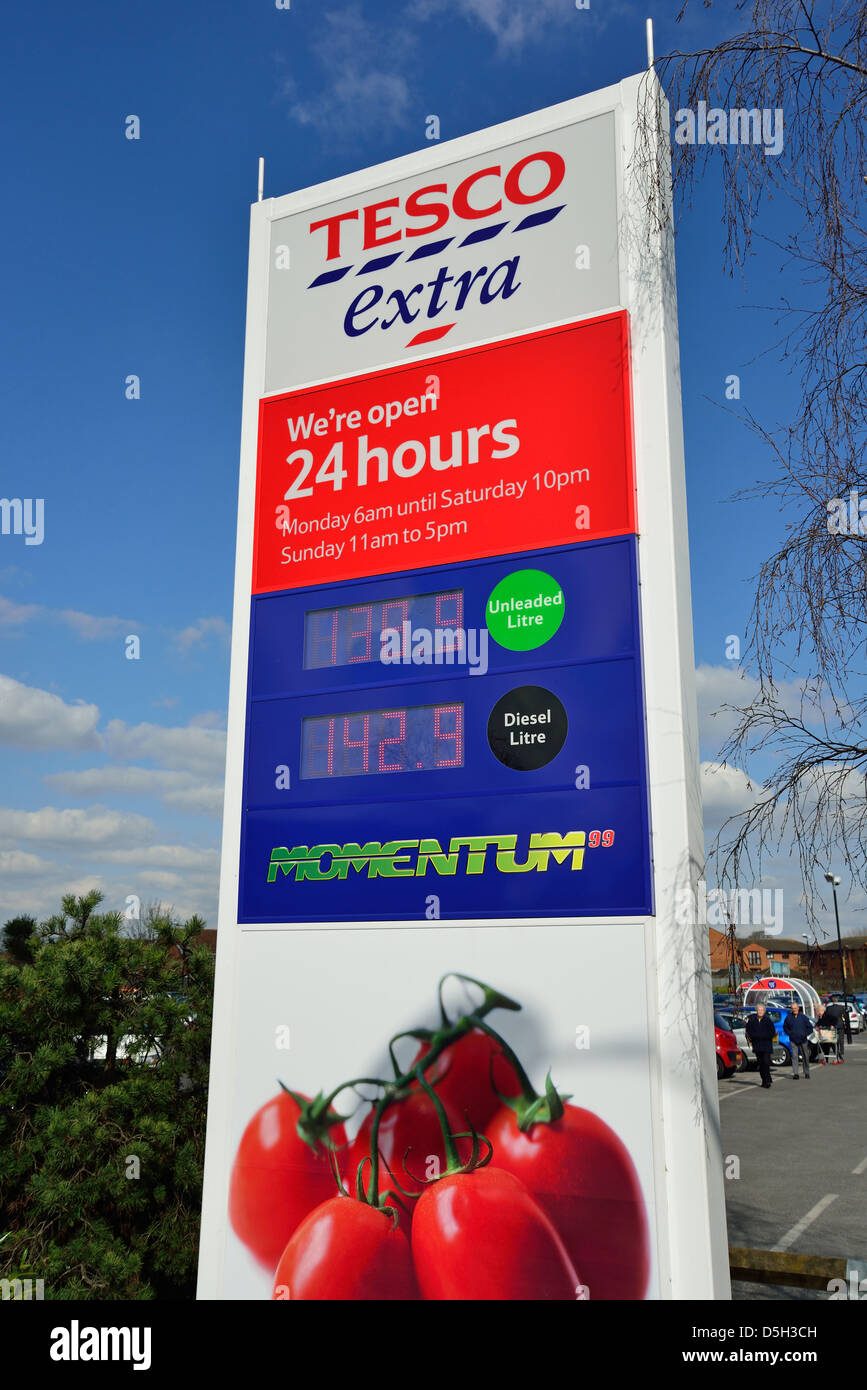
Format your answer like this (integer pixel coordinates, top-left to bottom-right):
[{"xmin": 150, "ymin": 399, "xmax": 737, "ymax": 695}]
[{"xmin": 252, "ymin": 312, "xmax": 635, "ymax": 595}]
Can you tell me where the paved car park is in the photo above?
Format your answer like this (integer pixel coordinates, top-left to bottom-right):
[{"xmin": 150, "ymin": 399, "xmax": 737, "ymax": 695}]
[{"xmin": 719, "ymin": 1030, "xmax": 867, "ymax": 1300}]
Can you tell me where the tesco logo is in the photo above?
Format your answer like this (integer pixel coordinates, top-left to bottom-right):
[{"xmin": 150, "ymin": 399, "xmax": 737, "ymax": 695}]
[{"xmin": 309, "ymin": 151, "xmax": 566, "ymax": 261}]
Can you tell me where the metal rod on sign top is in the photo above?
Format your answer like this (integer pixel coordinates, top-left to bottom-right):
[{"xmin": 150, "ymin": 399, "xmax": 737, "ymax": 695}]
[
  {"xmin": 646, "ymin": 17, "xmax": 654, "ymax": 68},
  {"xmin": 258, "ymin": 157, "xmax": 265, "ymax": 202}
]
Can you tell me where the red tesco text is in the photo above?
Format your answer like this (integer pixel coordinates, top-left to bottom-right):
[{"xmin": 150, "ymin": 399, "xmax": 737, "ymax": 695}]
[{"xmin": 309, "ymin": 151, "xmax": 566, "ymax": 261}]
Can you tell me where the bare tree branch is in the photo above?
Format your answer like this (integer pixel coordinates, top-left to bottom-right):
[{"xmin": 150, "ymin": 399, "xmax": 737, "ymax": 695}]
[{"xmin": 635, "ymin": 0, "xmax": 867, "ymax": 918}]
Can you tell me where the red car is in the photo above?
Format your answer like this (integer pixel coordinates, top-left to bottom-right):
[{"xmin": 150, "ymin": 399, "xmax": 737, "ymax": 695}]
[{"xmin": 714, "ymin": 1014, "xmax": 742, "ymax": 1079}]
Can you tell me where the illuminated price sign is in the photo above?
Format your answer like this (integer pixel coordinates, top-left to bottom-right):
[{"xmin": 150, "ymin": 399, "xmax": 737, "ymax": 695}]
[
  {"xmin": 304, "ymin": 591, "xmax": 463, "ymax": 669},
  {"xmin": 300, "ymin": 702, "xmax": 464, "ymax": 778}
]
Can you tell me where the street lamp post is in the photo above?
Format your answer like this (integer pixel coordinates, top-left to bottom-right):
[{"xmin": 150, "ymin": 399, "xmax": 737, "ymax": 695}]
[
  {"xmin": 824, "ymin": 872, "xmax": 853, "ymax": 1045},
  {"xmin": 798, "ymin": 934, "xmax": 814, "ymax": 987}
]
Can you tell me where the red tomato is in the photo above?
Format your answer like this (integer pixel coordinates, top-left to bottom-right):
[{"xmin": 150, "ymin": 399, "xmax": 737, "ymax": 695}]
[
  {"xmin": 229, "ymin": 1091, "xmax": 346, "ymax": 1270},
  {"xmin": 272, "ymin": 1196, "xmax": 419, "ymax": 1301},
  {"xmin": 347, "ymin": 1085, "xmax": 467, "ymax": 1231},
  {"xmin": 412, "ymin": 1029, "xmax": 521, "ymax": 1131},
  {"xmin": 486, "ymin": 1103, "xmax": 649, "ymax": 1300},
  {"xmin": 411, "ymin": 1167, "xmax": 581, "ymax": 1300}
]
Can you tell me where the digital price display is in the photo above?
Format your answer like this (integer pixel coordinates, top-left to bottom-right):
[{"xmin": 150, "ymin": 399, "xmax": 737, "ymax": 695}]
[
  {"xmin": 304, "ymin": 590, "xmax": 463, "ymax": 669},
  {"xmin": 240, "ymin": 538, "xmax": 653, "ymax": 919},
  {"xmin": 301, "ymin": 702, "xmax": 463, "ymax": 779},
  {"xmin": 240, "ymin": 536, "xmax": 654, "ymax": 920}
]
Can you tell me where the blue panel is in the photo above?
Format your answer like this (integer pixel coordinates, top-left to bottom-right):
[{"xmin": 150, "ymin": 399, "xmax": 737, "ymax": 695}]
[
  {"xmin": 245, "ymin": 659, "xmax": 642, "ymax": 807},
  {"xmin": 241, "ymin": 786, "xmax": 650, "ymax": 922},
  {"xmin": 250, "ymin": 538, "xmax": 638, "ymax": 699},
  {"xmin": 238, "ymin": 536, "xmax": 652, "ymax": 922}
]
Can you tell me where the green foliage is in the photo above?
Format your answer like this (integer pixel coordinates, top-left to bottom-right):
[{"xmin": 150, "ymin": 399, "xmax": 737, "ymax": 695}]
[
  {"xmin": 0, "ymin": 892, "xmax": 214, "ymax": 1299},
  {"xmin": 1, "ymin": 914, "xmax": 37, "ymax": 965}
]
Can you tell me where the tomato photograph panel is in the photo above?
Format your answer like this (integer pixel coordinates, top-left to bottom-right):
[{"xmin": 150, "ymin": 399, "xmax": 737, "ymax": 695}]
[{"xmin": 223, "ymin": 922, "xmax": 657, "ymax": 1301}]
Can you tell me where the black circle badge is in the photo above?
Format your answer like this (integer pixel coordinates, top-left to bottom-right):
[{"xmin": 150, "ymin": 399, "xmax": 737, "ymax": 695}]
[{"xmin": 487, "ymin": 686, "xmax": 568, "ymax": 771}]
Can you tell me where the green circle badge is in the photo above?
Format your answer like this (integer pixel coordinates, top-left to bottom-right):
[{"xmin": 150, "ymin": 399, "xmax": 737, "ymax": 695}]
[{"xmin": 486, "ymin": 569, "xmax": 565, "ymax": 651}]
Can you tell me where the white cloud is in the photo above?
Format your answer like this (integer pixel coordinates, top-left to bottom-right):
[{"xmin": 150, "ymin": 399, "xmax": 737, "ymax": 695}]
[
  {"xmin": 0, "ymin": 674, "xmax": 101, "ymax": 751},
  {"xmin": 0, "ymin": 596, "xmax": 134, "ymax": 639},
  {"xmin": 0, "ymin": 822, "xmax": 221, "ymax": 927},
  {"xmin": 0, "ymin": 596, "xmax": 40, "ymax": 625},
  {"xmin": 701, "ymin": 760, "xmax": 756, "ymax": 817},
  {"xmin": 104, "ymin": 719, "xmax": 226, "ymax": 779},
  {"xmin": 44, "ymin": 766, "xmax": 223, "ymax": 816},
  {"xmin": 189, "ymin": 711, "xmax": 226, "ymax": 730},
  {"xmin": 695, "ymin": 663, "xmax": 810, "ymax": 753},
  {"xmin": 173, "ymin": 617, "xmax": 230, "ymax": 652},
  {"xmin": 136, "ymin": 870, "xmax": 184, "ymax": 890},
  {"xmin": 0, "ymin": 805, "xmax": 158, "ymax": 848},
  {"xmin": 97, "ymin": 845, "xmax": 220, "ymax": 871},
  {"xmin": 58, "ymin": 610, "xmax": 131, "ymax": 640},
  {"xmin": 281, "ymin": 5, "xmax": 414, "ymax": 140},
  {"xmin": 289, "ymin": 71, "xmax": 412, "ymax": 140},
  {"xmin": 696, "ymin": 664, "xmax": 759, "ymax": 747},
  {"xmin": 0, "ymin": 849, "xmax": 48, "ymax": 874},
  {"xmin": 57, "ymin": 875, "xmax": 107, "ymax": 899},
  {"xmin": 410, "ymin": 0, "xmax": 578, "ymax": 50},
  {"xmin": 0, "ymin": 858, "xmax": 106, "ymax": 921}
]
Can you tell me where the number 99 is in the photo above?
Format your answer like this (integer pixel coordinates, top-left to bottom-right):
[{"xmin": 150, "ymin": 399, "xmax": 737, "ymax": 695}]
[{"xmin": 587, "ymin": 829, "xmax": 615, "ymax": 847}]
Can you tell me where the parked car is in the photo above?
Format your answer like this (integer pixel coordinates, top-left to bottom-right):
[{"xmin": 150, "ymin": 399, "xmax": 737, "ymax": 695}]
[
  {"xmin": 88, "ymin": 1034, "xmax": 161, "ymax": 1067},
  {"xmin": 714, "ymin": 1014, "xmax": 742, "ymax": 1079},
  {"xmin": 824, "ymin": 996, "xmax": 862, "ymax": 1034},
  {"xmin": 717, "ymin": 1012, "xmax": 751, "ymax": 1071}
]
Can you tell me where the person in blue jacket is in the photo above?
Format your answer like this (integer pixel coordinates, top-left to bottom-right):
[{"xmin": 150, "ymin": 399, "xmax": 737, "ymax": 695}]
[
  {"xmin": 745, "ymin": 1003, "xmax": 776, "ymax": 1088},
  {"xmin": 782, "ymin": 1001, "xmax": 812, "ymax": 1080}
]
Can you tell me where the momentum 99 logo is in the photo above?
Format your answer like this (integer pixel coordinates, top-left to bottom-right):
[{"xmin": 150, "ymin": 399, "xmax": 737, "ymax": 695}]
[{"xmin": 266, "ymin": 829, "xmax": 605, "ymax": 883}]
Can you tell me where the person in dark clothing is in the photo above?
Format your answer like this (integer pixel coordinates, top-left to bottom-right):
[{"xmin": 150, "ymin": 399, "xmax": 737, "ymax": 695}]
[
  {"xmin": 745, "ymin": 1003, "xmax": 776, "ymax": 1088},
  {"xmin": 819, "ymin": 1002, "xmax": 846, "ymax": 1062},
  {"xmin": 782, "ymin": 1002, "xmax": 811, "ymax": 1079}
]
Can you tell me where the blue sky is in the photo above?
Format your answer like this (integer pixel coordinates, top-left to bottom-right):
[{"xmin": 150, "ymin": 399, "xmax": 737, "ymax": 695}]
[{"xmin": 0, "ymin": 0, "xmax": 846, "ymax": 942}]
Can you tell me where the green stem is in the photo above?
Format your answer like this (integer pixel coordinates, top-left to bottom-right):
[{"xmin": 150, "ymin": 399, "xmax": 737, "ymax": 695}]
[
  {"xmin": 469, "ymin": 1018, "xmax": 536, "ymax": 1103},
  {"xmin": 471, "ymin": 1018, "xmax": 569, "ymax": 1130},
  {"xmin": 413, "ymin": 1063, "xmax": 460, "ymax": 1170},
  {"xmin": 311, "ymin": 973, "xmax": 532, "ymax": 1205}
]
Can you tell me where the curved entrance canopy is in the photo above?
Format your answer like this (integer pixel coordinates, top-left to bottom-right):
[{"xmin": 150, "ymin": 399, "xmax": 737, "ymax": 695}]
[{"xmin": 739, "ymin": 976, "xmax": 822, "ymax": 1015}]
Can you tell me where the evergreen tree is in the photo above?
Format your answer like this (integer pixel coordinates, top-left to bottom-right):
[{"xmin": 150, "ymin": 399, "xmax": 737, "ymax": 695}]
[
  {"xmin": 1, "ymin": 914, "xmax": 37, "ymax": 966},
  {"xmin": 0, "ymin": 892, "xmax": 214, "ymax": 1299}
]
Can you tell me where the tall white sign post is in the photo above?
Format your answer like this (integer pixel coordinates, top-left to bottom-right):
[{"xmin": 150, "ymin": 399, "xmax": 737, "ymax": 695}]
[{"xmin": 198, "ymin": 72, "xmax": 730, "ymax": 1303}]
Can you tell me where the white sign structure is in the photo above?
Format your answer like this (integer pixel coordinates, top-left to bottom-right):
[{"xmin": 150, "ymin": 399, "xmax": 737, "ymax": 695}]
[{"xmin": 198, "ymin": 73, "xmax": 730, "ymax": 1302}]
